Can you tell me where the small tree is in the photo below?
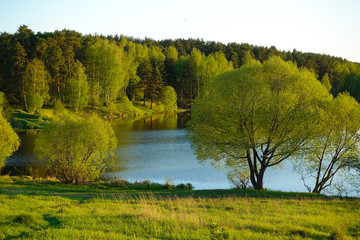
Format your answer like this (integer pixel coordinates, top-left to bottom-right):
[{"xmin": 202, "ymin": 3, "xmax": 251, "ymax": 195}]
[
  {"xmin": 66, "ymin": 60, "xmax": 89, "ymax": 111},
  {"xmin": 22, "ymin": 58, "xmax": 50, "ymax": 113},
  {"xmin": 35, "ymin": 116, "xmax": 117, "ymax": 184},
  {"xmin": 295, "ymin": 93, "xmax": 360, "ymax": 194},
  {"xmin": 227, "ymin": 166, "xmax": 250, "ymax": 190},
  {"xmin": 160, "ymin": 86, "xmax": 177, "ymax": 111},
  {"xmin": 321, "ymin": 73, "xmax": 332, "ymax": 92}
]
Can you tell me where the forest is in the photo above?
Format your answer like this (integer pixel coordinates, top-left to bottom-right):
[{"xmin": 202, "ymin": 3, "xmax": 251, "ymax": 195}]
[{"xmin": 1, "ymin": 25, "xmax": 360, "ymax": 111}]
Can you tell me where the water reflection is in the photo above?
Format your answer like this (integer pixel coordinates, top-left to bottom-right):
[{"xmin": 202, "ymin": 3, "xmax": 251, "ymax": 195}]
[
  {"xmin": 1, "ymin": 130, "xmax": 47, "ymax": 176},
  {"xmin": 109, "ymin": 112, "xmax": 232, "ymax": 189}
]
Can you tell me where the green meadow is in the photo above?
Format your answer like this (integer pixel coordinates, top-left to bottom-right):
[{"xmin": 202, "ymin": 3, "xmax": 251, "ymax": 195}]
[{"xmin": 0, "ymin": 177, "xmax": 359, "ymax": 239}]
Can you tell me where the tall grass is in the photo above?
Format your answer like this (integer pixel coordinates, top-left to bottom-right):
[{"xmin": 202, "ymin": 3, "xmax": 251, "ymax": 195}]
[{"xmin": 0, "ymin": 188, "xmax": 359, "ymax": 239}]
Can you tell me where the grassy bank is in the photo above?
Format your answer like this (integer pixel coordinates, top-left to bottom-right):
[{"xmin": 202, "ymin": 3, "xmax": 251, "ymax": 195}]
[
  {"xmin": 0, "ymin": 177, "xmax": 359, "ymax": 239},
  {"xmin": 9, "ymin": 99, "xmax": 186, "ymax": 130}
]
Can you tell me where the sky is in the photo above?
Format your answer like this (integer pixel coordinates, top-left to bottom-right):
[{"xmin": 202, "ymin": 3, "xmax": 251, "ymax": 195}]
[{"xmin": 1, "ymin": 0, "xmax": 359, "ymax": 62}]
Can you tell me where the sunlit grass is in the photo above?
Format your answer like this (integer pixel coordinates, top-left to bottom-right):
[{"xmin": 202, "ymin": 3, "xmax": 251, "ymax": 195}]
[
  {"xmin": 0, "ymin": 178, "xmax": 359, "ymax": 239},
  {"xmin": 8, "ymin": 98, "xmax": 184, "ymax": 131}
]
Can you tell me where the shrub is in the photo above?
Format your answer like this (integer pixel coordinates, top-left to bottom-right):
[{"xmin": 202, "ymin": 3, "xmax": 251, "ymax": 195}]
[
  {"xmin": 159, "ymin": 86, "xmax": 177, "ymax": 111},
  {"xmin": 227, "ymin": 167, "xmax": 250, "ymax": 190},
  {"xmin": 53, "ymin": 99, "xmax": 66, "ymax": 116},
  {"xmin": 27, "ymin": 93, "xmax": 44, "ymax": 113},
  {"xmin": 35, "ymin": 116, "xmax": 117, "ymax": 184}
]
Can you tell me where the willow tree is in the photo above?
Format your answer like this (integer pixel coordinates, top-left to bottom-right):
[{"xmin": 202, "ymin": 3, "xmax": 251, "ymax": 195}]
[
  {"xmin": 295, "ymin": 93, "xmax": 360, "ymax": 194},
  {"xmin": 35, "ymin": 116, "xmax": 117, "ymax": 184},
  {"xmin": 188, "ymin": 57, "xmax": 331, "ymax": 190}
]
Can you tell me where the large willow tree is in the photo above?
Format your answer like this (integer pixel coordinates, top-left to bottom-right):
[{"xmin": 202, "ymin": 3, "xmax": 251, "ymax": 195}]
[{"xmin": 188, "ymin": 57, "xmax": 331, "ymax": 190}]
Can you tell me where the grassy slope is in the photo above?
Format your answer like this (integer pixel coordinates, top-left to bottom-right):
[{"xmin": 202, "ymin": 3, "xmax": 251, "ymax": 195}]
[
  {"xmin": 0, "ymin": 177, "xmax": 359, "ymax": 240},
  {"xmin": 9, "ymin": 100, "xmax": 184, "ymax": 130}
]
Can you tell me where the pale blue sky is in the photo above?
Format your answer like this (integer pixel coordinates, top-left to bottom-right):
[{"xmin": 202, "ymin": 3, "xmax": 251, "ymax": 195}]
[{"xmin": 1, "ymin": 0, "xmax": 359, "ymax": 62}]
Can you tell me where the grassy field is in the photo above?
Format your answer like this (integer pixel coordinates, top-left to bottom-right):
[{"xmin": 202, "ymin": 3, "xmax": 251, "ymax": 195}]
[{"xmin": 0, "ymin": 176, "xmax": 359, "ymax": 239}]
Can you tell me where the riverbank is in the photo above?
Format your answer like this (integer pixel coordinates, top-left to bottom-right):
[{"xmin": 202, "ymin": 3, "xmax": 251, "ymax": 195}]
[
  {"xmin": 0, "ymin": 176, "xmax": 359, "ymax": 239},
  {"xmin": 9, "ymin": 100, "xmax": 187, "ymax": 130}
]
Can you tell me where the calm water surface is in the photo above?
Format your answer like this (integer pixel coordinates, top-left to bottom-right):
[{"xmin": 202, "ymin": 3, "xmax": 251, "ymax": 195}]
[{"xmin": 3, "ymin": 113, "xmax": 357, "ymax": 195}]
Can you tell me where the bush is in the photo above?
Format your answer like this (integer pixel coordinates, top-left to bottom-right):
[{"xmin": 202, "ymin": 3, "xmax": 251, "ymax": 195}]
[
  {"xmin": 116, "ymin": 96, "xmax": 139, "ymax": 117},
  {"xmin": 164, "ymin": 175, "xmax": 174, "ymax": 189},
  {"xmin": 27, "ymin": 93, "xmax": 44, "ymax": 113},
  {"xmin": 53, "ymin": 99, "xmax": 66, "ymax": 116},
  {"xmin": 35, "ymin": 116, "xmax": 117, "ymax": 184},
  {"xmin": 208, "ymin": 219, "xmax": 229, "ymax": 240},
  {"xmin": 160, "ymin": 86, "xmax": 177, "ymax": 111},
  {"xmin": 227, "ymin": 167, "xmax": 250, "ymax": 190},
  {"xmin": 13, "ymin": 214, "xmax": 35, "ymax": 224},
  {"xmin": 175, "ymin": 183, "xmax": 194, "ymax": 190}
]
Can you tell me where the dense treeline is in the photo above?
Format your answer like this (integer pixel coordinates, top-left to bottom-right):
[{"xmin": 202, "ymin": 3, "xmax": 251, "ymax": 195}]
[{"xmin": 1, "ymin": 25, "xmax": 360, "ymax": 110}]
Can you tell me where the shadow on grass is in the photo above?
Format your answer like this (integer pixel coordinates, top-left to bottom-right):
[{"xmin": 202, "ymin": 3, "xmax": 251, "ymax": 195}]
[
  {"xmin": 42, "ymin": 214, "xmax": 61, "ymax": 227},
  {"xmin": 1, "ymin": 177, "xmax": 358, "ymax": 202}
]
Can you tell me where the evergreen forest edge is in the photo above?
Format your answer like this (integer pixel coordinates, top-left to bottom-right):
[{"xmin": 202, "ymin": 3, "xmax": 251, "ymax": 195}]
[{"xmin": 1, "ymin": 25, "xmax": 360, "ymax": 112}]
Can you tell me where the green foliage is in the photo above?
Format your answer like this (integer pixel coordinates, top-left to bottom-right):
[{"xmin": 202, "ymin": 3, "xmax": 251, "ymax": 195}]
[
  {"xmin": 0, "ymin": 91, "xmax": 11, "ymax": 119},
  {"xmin": 0, "ymin": 92, "xmax": 5, "ymax": 114},
  {"xmin": 189, "ymin": 57, "xmax": 331, "ymax": 190},
  {"xmin": 115, "ymin": 96, "xmax": 140, "ymax": 117},
  {"xmin": 1, "ymin": 26, "xmax": 360, "ymax": 111},
  {"xmin": 35, "ymin": 116, "xmax": 117, "ymax": 184},
  {"xmin": 321, "ymin": 72, "xmax": 332, "ymax": 92},
  {"xmin": 23, "ymin": 58, "xmax": 50, "ymax": 113},
  {"xmin": 86, "ymin": 38, "xmax": 131, "ymax": 106},
  {"xmin": 164, "ymin": 46, "xmax": 178, "ymax": 62},
  {"xmin": 160, "ymin": 86, "xmax": 177, "ymax": 111},
  {"xmin": 0, "ymin": 112, "xmax": 20, "ymax": 169},
  {"xmin": 242, "ymin": 50, "xmax": 255, "ymax": 65},
  {"xmin": 53, "ymin": 99, "xmax": 66, "ymax": 116},
  {"xmin": 295, "ymin": 93, "xmax": 360, "ymax": 193},
  {"xmin": 208, "ymin": 219, "xmax": 230, "ymax": 240},
  {"xmin": 227, "ymin": 166, "xmax": 250, "ymax": 190},
  {"xmin": 26, "ymin": 93, "xmax": 44, "ymax": 113},
  {"xmin": 13, "ymin": 213, "xmax": 35, "ymax": 224},
  {"xmin": 2, "ymin": 25, "xmax": 359, "ymax": 111},
  {"xmin": 66, "ymin": 60, "xmax": 89, "ymax": 110}
]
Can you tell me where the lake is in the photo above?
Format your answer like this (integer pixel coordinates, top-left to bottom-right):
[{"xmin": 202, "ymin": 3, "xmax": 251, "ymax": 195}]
[{"xmin": 2, "ymin": 112, "xmax": 358, "ymax": 196}]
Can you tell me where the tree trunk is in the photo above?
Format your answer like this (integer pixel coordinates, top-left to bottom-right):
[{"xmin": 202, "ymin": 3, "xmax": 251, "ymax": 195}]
[
  {"xmin": 23, "ymin": 93, "xmax": 28, "ymax": 112},
  {"xmin": 180, "ymin": 90, "xmax": 183, "ymax": 107},
  {"xmin": 249, "ymin": 169, "xmax": 265, "ymax": 190},
  {"xmin": 312, "ymin": 187, "xmax": 321, "ymax": 194},
  {"xmin": 247, "ymin": 149, "xmax": 266, "ymax": 190}
]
